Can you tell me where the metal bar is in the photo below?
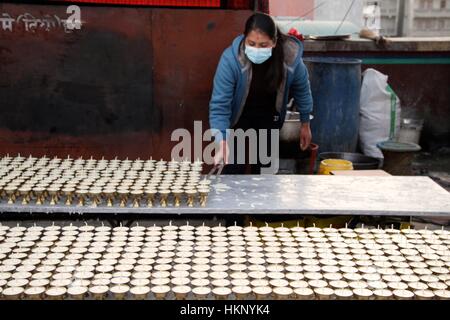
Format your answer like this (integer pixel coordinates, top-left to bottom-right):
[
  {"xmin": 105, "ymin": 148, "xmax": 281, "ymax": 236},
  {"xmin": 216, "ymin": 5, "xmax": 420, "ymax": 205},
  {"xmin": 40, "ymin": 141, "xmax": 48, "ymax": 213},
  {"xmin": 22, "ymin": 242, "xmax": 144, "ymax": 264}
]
[
  {"xmin": 397, "ymin": 0, "xmax": 406, "ymax": 36},
  {"xmin": 0, "ymin": 206, "xmax": 449, "ymax": 217}
]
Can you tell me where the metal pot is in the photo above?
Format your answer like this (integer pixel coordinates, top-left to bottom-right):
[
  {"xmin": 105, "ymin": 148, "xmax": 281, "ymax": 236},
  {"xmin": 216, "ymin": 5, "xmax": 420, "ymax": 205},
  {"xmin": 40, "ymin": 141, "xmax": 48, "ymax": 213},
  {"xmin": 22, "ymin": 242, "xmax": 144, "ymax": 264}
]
[
  {"xmin": 280, "ymin": 111, "xmax": 301, "ymax": 142},
  {"xmin": 318, "ymin": 152, "xmax": 381, "ymax": 170},
  {"xmin": 280, "ymin": 111, "xmax": 314, "ymax": 142}
]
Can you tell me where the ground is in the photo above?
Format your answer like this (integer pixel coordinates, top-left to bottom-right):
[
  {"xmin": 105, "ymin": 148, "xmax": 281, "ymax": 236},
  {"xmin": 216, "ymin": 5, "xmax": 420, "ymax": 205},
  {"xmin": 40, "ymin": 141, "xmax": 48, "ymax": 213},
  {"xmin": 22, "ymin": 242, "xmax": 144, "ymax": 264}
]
[{"xmin": 413, "ymin": 147, "xmax": 450, "ymax": 192}]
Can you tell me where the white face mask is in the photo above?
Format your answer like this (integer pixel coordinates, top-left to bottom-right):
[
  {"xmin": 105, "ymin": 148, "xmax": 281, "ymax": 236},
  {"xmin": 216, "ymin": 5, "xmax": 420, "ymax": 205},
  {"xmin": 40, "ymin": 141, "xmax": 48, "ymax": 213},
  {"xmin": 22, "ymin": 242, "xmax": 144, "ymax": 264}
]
[{"xmin": 245, "ymin": 45, "xmax": 272, "ymax": 64}]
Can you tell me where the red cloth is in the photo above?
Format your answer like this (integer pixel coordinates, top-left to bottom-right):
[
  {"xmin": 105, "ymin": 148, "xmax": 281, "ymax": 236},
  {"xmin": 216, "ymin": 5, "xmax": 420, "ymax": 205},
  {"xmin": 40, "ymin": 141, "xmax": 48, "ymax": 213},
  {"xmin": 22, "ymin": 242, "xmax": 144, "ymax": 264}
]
[{"xmin": 288, "ymin": 28, "xmax": 304, "ymax": 42}]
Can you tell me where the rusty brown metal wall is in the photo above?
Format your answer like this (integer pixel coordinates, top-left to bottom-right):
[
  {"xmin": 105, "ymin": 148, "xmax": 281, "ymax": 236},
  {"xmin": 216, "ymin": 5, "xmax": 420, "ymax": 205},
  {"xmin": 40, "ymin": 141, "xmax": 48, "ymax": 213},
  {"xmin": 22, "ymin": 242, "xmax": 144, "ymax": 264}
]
[
  {"xmin": 0, "ymin": 3, "xmax": 448, "ymax": 160},
  {"xmin": 0, "ymin": 3, "xmax": 251, "ymax": 159},
  {"xmin": 151, "ymin": 9, "xmax": 251, "ymax": 160}
]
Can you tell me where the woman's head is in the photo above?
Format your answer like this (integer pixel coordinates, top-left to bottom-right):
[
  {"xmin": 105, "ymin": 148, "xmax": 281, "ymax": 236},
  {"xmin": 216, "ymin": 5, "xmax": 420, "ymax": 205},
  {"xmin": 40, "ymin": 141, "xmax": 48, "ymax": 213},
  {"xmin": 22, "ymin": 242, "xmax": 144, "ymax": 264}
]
[
  {"xmin": 243, "ymin": 12, "xmax": 285, "ymax": 91},
  {"xmin": 244, "ymin": 12, "xmax": 278, "ymax": 49}
]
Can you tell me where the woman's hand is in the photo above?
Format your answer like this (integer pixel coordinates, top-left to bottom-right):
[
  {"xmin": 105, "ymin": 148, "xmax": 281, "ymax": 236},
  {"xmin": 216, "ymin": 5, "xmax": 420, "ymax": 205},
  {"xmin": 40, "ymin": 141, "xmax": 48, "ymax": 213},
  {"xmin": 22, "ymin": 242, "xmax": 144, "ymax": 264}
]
[
  {"xmin": 214, "ymin": 140, "xmax": 229, "ymax": 165},
  {"xmin": 299, "ymin": 122, "xmax": 312, "ymax": 151}
]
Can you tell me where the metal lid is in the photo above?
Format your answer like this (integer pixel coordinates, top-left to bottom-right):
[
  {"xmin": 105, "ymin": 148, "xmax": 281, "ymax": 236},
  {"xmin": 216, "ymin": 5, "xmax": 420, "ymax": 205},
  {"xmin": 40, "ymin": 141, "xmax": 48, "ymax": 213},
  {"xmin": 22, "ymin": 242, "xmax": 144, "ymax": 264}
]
[{"xmin": 377, "ymin": 140, "xmax": 421, "ymax": 152}]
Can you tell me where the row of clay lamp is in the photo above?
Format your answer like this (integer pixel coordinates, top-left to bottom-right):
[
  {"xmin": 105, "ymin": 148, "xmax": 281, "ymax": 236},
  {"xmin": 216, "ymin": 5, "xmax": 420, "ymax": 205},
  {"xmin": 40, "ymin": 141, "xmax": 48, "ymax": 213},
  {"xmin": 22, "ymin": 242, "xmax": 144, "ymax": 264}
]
[
  {"xmin": 0, "ymin": 156, "xmax": 211, "ymax": 207},
  {"xmin": 0, "ymin": 222, "xmax": 448, "ymax": 300},
  {"xmin": 2, "ymin": 283, "xmax": 448, "ymax": 300}
]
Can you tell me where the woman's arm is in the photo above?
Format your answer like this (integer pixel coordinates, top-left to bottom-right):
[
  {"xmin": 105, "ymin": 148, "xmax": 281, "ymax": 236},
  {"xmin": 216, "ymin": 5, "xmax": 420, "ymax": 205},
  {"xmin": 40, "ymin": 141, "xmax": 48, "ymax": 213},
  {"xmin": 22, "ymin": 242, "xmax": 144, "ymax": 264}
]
[
  {"xmin": 290, "ymin": 59, "xmax": 313, "ymax": 123},
  {"xmin": 209, "ymin": 51, "xmax": 236, "ymax": 142},
  {"xmin": 290, "ymin": 59, "xmax": 313, "ymax": 150}
]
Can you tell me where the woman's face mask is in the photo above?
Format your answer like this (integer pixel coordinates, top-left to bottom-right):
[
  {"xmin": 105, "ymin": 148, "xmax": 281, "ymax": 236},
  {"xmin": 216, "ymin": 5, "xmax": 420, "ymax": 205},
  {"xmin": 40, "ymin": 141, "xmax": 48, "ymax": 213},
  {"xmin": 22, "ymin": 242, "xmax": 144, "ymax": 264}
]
[
  {"xmin": 244, "ymin": 30, "xmax": 276, "ymax": 64},
  {"xmin": 245, "ymin": 45, "xmax": 272, "ymax": 64}
]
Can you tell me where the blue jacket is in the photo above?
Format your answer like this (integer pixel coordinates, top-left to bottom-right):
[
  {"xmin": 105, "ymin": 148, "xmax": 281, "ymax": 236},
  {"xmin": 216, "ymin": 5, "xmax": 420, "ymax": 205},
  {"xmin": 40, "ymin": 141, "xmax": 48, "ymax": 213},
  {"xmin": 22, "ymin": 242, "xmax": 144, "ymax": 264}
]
[{"xmin": 209, "ymin": 34, "xmax": 313, "ymax": 141}]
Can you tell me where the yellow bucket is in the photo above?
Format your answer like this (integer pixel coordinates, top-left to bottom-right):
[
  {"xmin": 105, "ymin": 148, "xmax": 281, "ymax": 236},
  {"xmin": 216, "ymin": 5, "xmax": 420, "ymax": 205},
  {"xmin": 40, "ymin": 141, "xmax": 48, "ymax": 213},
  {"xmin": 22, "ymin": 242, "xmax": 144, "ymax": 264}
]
[{"xmin": 319, "ymin": 159, "xmax": 353, "ymax": 175}]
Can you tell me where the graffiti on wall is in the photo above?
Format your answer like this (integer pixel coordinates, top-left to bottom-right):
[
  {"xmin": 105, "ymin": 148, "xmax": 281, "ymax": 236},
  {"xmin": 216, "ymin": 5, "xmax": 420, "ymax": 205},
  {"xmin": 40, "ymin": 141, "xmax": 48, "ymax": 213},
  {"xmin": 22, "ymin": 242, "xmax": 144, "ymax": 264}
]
[{"xmin": 0, "ymin": 5, "xmax": 82, "ymax": 33}]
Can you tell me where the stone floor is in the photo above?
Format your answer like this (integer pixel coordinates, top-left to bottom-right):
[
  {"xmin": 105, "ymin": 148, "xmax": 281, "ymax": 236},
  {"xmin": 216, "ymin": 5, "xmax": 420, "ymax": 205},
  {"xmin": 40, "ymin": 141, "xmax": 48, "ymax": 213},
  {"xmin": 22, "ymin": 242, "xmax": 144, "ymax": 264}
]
[
  {"xmin": 413, "ymin": 147, "xmax": 450, "ymax": 192},
  {"xmin": 411, "ymin": 147, "xmax": 450, "ymax": 227}
]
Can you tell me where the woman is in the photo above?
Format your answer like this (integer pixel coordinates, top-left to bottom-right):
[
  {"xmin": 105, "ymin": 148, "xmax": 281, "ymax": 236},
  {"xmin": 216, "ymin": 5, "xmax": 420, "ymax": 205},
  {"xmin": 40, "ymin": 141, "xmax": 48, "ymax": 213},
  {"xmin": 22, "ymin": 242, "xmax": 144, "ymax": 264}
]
[{"xmin": 209, "ymin": 13, "xmax": 313, "ymax": 174}]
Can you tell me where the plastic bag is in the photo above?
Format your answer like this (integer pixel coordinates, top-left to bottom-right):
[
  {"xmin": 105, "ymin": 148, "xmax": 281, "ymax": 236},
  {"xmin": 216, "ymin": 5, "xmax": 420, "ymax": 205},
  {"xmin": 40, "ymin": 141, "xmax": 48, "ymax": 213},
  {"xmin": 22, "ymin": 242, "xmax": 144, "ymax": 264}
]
[{"xmin": 359, "ymin": 68, "xmax": 401, "ymax": 159}]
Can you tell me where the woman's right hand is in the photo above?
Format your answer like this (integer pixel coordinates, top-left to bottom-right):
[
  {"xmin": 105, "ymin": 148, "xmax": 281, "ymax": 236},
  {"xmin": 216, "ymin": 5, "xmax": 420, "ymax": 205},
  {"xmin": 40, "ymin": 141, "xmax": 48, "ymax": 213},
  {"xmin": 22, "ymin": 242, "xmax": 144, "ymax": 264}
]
[{"xmin": 214, "ymin": 140, "xmax": 229, "ymax": 165}]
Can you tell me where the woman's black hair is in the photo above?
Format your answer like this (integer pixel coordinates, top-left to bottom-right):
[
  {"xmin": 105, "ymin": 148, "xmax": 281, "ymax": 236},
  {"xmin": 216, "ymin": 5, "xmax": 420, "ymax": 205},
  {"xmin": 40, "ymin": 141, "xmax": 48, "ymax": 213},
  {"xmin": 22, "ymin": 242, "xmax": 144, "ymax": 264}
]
[{"xmin": 244, "ymin": 12, "xmax": 285, "ymax": 92}]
